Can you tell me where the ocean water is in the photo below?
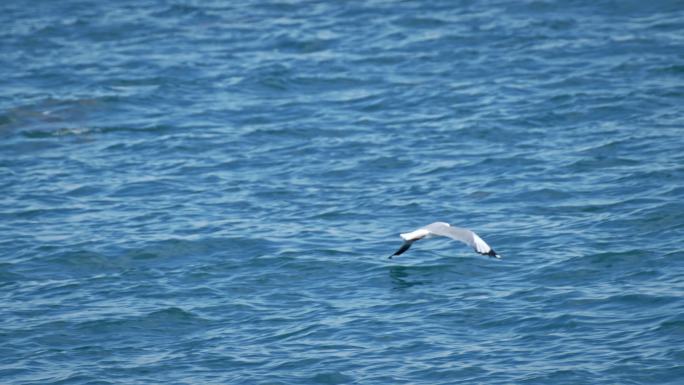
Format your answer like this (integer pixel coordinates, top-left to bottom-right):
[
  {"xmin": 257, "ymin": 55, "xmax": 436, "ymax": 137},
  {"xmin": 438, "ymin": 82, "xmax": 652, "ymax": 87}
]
[{"xmin": 1, "ymin": 1, "xmax": 683, "ymax": 384}]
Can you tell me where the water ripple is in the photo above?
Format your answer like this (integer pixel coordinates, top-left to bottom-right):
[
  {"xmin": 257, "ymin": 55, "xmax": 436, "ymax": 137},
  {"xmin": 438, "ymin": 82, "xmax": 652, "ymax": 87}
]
[{"xmin": 1, "ymin": 0, "xmax": 683, "ymax": 384}]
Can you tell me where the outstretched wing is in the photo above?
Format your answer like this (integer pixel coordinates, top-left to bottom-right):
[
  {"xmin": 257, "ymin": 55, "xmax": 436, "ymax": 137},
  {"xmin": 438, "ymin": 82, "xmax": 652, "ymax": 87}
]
[
  {"xmin": 389, "ymin": 241, "xmax": 413, "ymax": 259},
  {"xmin": 423, "ymin": 222, "xmax": 499, "ymax": 258}
]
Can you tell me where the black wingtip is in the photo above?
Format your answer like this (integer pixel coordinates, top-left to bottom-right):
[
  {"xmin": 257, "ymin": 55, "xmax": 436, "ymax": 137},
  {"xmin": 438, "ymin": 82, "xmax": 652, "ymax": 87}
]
[
  {"xmin": 389, "ymin": 242, "xmax": 412, "ymax": 259},
  {"xmin": 487, "ymin": 249, "xmax": 500, "ymax": 258}
]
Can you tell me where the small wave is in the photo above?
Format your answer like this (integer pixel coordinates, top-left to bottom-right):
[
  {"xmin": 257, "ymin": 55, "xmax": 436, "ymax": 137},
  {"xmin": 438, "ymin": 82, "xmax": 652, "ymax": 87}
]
[{"xmin": 309, "ymin": 371, "xmax": 355, "ymax": 385}]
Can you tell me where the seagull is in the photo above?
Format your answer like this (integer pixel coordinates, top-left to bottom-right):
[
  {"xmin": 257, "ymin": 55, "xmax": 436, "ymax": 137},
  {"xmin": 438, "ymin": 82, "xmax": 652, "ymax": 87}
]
[{"xmin": 389, "ymin": 222, "xmax": 500, "ymax": 259}]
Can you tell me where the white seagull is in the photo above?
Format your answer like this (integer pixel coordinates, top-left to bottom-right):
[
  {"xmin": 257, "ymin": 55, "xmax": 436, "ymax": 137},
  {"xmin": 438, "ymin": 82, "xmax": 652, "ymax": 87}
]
[{"xmin": 389, "ymin": 222, "xmax": 500, "ymax": 259}]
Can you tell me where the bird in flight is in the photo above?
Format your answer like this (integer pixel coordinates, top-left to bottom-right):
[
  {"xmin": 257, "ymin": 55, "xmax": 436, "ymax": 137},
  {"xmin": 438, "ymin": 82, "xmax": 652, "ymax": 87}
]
[{"xmin": 389, "ymin": 222, "xmax": 499, "ymax": 259}]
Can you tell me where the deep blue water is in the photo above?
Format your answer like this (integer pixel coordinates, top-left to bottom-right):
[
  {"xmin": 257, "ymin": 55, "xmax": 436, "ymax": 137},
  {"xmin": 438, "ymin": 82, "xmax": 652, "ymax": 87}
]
[{"xmin": 2, "ymin": 1, "xmax": 684, "ymax": 384}]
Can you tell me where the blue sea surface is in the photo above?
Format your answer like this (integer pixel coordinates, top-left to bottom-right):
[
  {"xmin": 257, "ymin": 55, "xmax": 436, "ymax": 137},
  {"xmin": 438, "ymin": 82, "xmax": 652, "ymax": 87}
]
[{"xmin": 1, "ymin": 1, "xmax": 683, "ymax": 384}]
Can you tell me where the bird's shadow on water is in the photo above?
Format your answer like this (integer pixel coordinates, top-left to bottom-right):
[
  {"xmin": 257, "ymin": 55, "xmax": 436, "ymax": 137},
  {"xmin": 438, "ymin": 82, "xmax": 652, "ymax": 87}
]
[
  {"xmin": 387, "ymin": 254, "xmax": 451, "ymax": 289},
  {"xmin": 386, "ymin": 252, "xmax": 488, "ymax": 290},
  {"xmin": 388, "ymin": 265, "xmax": 428, "ymax": 289}
]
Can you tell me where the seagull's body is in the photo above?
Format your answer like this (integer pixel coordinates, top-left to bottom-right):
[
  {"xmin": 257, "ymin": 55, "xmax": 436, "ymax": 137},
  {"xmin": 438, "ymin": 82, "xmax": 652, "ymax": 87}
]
[{"xmin": 389, "ymin": 222, "xmax": 499, "ymax": 259}]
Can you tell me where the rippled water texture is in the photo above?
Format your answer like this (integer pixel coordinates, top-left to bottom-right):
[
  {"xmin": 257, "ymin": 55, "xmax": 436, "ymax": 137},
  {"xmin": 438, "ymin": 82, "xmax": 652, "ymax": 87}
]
[{"xmin": 1, "ymin": 1, "xmax": 683, "ymax": 384}]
